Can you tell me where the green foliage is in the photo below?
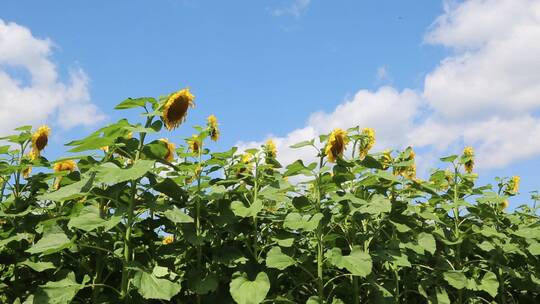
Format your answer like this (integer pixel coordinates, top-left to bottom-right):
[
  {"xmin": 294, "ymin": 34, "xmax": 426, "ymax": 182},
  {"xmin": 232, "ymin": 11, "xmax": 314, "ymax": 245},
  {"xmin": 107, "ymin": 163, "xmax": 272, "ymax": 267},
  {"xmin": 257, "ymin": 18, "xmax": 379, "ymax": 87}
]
[{"xmin": 0, "ymin": 90, "xmax": 539, "ymax": 304}]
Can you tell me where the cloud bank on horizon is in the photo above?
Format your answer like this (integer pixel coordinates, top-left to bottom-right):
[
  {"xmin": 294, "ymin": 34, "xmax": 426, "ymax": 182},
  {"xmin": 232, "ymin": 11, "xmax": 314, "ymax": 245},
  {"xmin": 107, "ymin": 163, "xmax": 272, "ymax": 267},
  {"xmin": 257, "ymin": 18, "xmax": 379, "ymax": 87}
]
[
  {"xmin": 0, "ymin": 19, "xmax": 104, "ymax": 136},
  {"xmin": 239, "ymin": 0, "xmax": 540, "ymax": 171}
]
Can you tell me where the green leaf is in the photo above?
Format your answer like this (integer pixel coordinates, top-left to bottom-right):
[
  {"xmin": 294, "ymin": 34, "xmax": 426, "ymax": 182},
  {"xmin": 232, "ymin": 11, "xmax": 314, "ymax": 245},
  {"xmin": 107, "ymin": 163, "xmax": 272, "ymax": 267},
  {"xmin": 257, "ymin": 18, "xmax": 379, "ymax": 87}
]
[
  {"xmin": 289, "ymin": 140, "xmax": 314, "ymax": 149},
  {"xmin": 529, "ymin": 242, "xmax": 540, "ymax": 255},
  {"xmin": 96, "ymin": 160, "xmax": 155, "ymax": 185},
  {"xmin": 229, "ymin": 272, "xmax": 270, "ymax": 304},
  {"xmin": 133, "ymin": 269, "xmax": 182, "ymax": 300},
  {"xmin": 33, "ymin": 272, "xmax": 89, "ymax": 304},
  {"xmin": 26, "ymin": 226, "xmax": 71, "ymax": 256},
  {"xmin": 306, "ymin": 296, "xmax": 320, "ymax": 304},
  {"xmin": 68, "ymin": 205, "xmax": 121, "ymax": 232},
  {"xmin": 115, "ymin": 97, "xmax": 156, "ymax": 109},
  {"xmin": 231, "ymin": 200, "xmax": 263, "ymax": 218},
  {"xmin": 326, "ymin": 246, "xmax": 372, "ymax": 277},
  {"xmin": 440, "ymin": 155, "xmax": 458, "ymax": 162},
  {"xmin": 417, "ymin": 232, "xmax": 436, "ymax": 254},
  {"xmin": 0, "ymin": 233, "xmax": 32, "ymax": 249},
  {"xmin": 357, "ymin": 194, "xmax": 391, "ymax": 216},
  {"xmin": 163, "ymin": 206, "xmax": 194, "ymax": 223},
  {"xmin": 153, "ymin": 178, "xmax": 186, "ymax": 200},
  {"xmin": 265, "ymin": 247, "xmax": 295, "ymax": 270},
  {"xmin": 38, "ymin": 174, "xmax": 94, "ymax": 202},
  {"xmin": 283, "ymin": 213, "xmax": 323, "ymax": 232},
  {"xmin": 443, "ymin": 271, "xmax": 467, "ymax": 289},
  {"xmin": 479, "ymin": 271, "xmax": 499, "ymax": 297},
  {"xmin": 19, "ymin": 260, "xmax": 56, "ymax": 272},
  {"xmin": 431, "ymin": 287, "xmax": 451, "ymax": 304}
]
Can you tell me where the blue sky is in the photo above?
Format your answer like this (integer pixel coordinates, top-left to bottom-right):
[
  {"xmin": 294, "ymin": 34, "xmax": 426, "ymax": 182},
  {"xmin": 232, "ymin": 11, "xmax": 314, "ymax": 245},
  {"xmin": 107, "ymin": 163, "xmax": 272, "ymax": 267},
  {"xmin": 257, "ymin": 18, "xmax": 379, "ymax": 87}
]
[{"xmin": 0, "ymin": 0, "xmax": 539, "ymax": 207}]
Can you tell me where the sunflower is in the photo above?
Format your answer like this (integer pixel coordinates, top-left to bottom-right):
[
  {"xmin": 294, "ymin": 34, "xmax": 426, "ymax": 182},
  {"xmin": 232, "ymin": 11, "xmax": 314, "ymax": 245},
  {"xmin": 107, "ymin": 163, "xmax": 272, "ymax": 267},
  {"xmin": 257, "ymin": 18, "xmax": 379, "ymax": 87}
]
[
  {"xmin": 162, "ymin": 235, "xmax": 174, "ymax": 245},
  {"xmin": 207, "ymin": 115, "xmax": 220, "ymax": 141},
  {"xmin": 54, "ymin": 160, "xmax": 77, "ymax": 173},
  {"xmin": 325, "ymin": 128, "xmax": 349, "ymax": 163},
  {"xmin": 394, "ymin": 147, "xmax": 416, "ymax": 178},
  {"xmin": 500, "ymin": 200, "xmax": 510, "ymax": 209},
  {"xmin": 188, "ymin": 135, "xmax": 200, "ymax": 154},
  {"xmin": 162, "ymin": 88, "xmax": 195, "ymax": 130},
  {"xmin": 53, "ymin": 160, "xmax": 77, "ymax": 190},
  {"xmin": 265, "ymin": 139, "xmax": 277, "ymax": 158},
  {"xmin": 510, "ymin": 176, "xmax": 520, "ymax": 194},
  {"xmin": 31, "ymin": 125, "xmax": 51, "ymax": 158},
  {"xmin": 463, "ymin": 146, "xmax": 474, "ymax": 174},
  {"xmin": 359, "ymin": 128, "xmax": 375, "ymax": 159},
  {"xmin": 380, "ymin": 150, "xmax": 392, "ymax": 170},
  {"xmin": 22, "ymin": 166, "xmax": 32, "ymax": 179},
  {"xmin": 158, "ymin": 138, "xmax": 176, "ymax": 162}
]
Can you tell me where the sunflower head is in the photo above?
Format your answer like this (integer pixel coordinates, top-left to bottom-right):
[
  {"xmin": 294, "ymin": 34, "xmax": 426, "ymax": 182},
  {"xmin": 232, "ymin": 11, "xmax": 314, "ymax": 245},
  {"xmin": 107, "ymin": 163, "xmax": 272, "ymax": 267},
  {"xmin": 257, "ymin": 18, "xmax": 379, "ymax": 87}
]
[
  {"xmin": 500, "ymin": 199, "xmax": 510, "ymax": 209},
  {"xmin": 207, "ymin": 114, "xmax": 220, "ymax": 141},
  {"xmin": 510, "ymin": 176, "xmax": 520, "ymax": 194},
  {"xmin": 359, "ymin": 128, "xmax": 376, "ymax": 159},
  {"xmin": 162, "ymin": 88, "xmax": 195, "ymax": 130},
  {"xmin": 162, "ymin": 235, "xmax": 174, "ymax": 245},
  {"xmin": 53, "ymin": 160, "xmax": 77, "ymax": 173},
  {"xmin": 463, "ymin": 146, "xmax": 475, "ymax": 173},
  {"xmin": 325, "ymin": 128, "xmax": 349, "ymax": 163},
  {"xmin": 159, "ymin": 138, "xmax": 176, "ymax": 162},
  {"xmin": 265, "ymin": 139, "xmax": 277, "ymax": 159},
  {"xmin": 22, "ymin": 166, "xmax": 32, "ymax": 179},
  {"xmin": 31, "ymin": 125, "xmax": 51, "ymax": 158},
  {"xmin": 394, "ymin": 147, "xmax": 416, "ymax": 178},
  {"xmin": 188, "ymin": 135, "xmax": 200, "ymax": 154},
  {"xmin": 380, "ymin": 150, "xmax": 392, "ymax": 170}
]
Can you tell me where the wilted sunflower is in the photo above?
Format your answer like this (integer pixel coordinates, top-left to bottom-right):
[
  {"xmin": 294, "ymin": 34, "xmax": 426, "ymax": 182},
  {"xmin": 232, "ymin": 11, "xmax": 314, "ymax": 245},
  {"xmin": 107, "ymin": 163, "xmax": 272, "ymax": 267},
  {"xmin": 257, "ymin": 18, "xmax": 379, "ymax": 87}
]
[
  {"xmin": 162, "ymin": 235, "xmax": 174, "ymax": 245},
  {"xmin": 325, "ymin": 128, "xmax": 349, "ymax": 163},
  {"xmin": 510, "ymin": 176, "xmax": 520, "ymax": 194},
  {"xmin": 380, "ymin": 150, "xmax": 392, "ymax": 170},
  {"xmin": 265, "ymin": 139, "xmax": 277, "ymax": 158},
  {"xmin": 359, "ymin": 128, "xmax": 375, "ymax": 159},
  {"xmin": 54, "ymin": 160, "xmax": 77, "ymax": 173},
  {"xmin": 162, "ymin": 88, "xmax": 195, "ymax": 130},
  {"xmin": 31, "ymin": 125, "xmax": 51, "ymax": 158},
  {"xmin": 22, "ymin": 166, "xmax": 32, "ymax": 179},
  {"xmin": 463, "ymin": 146, "xmax": 474, "ymax": 174},
  {"xmin": 53, "ymin": 160, "xmax": 77, "ymax": 190},
  {"xmin": 207, "ymin": 115, "xmax": 220, "ymax": 141},
  {"xmin": 159, "ymin": 138, "xmax": 176, "ymax": 162},
  {"xmin": 188, "ymin": 135, "xmax": 200, "ymax": 154}
]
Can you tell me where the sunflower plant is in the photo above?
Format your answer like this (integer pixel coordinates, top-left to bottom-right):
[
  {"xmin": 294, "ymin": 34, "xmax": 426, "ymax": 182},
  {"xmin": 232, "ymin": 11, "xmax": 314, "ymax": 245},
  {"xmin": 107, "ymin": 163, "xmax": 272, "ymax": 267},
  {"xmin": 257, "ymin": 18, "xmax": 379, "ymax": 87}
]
[{"xmin": 0, "ymin": 88, "xmax": 539, "ymax": 304}]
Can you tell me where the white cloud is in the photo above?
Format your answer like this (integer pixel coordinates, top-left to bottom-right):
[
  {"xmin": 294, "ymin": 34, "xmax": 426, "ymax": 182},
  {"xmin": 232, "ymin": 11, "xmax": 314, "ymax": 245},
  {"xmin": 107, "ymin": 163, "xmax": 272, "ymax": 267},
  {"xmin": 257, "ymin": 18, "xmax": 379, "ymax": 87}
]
[
  {"xmin": 376, "ymin": 66, "xmax": 390, "ymax": 82},
  {"xmin": 0, "ymin": 19, "xmax": 105, "ymax": 135},
  {"xmin": 239, "ymin": 0, "xmax": 540, "ymax": 172},
  {"xmin": 271, "ymin": 0, "xmax": 311, "ymax": 17}
]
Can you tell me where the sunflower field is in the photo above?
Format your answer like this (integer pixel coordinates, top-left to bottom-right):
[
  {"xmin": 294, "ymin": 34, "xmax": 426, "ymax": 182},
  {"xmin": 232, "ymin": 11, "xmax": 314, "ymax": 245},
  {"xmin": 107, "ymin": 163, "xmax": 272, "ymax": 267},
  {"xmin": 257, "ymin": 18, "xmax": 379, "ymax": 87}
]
[{"xmin": 1, "ymin": 88, "xmax": 539, "ymax": 304}]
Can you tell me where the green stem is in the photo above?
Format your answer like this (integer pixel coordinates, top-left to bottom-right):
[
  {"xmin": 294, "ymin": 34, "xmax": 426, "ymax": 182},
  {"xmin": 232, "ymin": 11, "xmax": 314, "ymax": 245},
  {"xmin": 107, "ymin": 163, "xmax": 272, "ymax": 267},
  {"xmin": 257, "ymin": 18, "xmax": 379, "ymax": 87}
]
[
  {"xmin": 252, "ymin": 158, "xmax": 259, "ymax": 260},
  {"xmin": 316, "ymin": 155, "xmax": 325, "ymax": 304}
]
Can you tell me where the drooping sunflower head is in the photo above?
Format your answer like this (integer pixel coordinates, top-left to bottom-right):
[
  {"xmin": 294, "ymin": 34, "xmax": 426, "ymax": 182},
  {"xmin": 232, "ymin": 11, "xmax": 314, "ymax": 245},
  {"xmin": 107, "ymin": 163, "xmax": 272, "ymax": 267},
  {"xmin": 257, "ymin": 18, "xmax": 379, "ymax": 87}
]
[
  {"xmin": 31, "ymin": 125, "xmax": 51, "ymax": 158},
  {"xmin": 325, "ymin": 128, "xmax": 349, "ymax": 163},
  {"xmin": 207, "ymin": 114, "xmax": 220, "ymax": 142},
  {"xmin": 463, "ymin": 146, "xmax": 475, "ymax": 174},
  {"xmin": 53, "ymin": 160, "xmax": 77, "ymax": 173},
  {"xmin": 159, "ymin": 138, "xmax": 176, "ymax": 162},
  {"xmin": 359, "ymin": 127, "xmax": 376, "ymax": 159},
  {"xmin": 265, "ymin": 139, "xmax": 277, "ymax": 159},
  {"xmin": 188, "ymin": 135, "xmax": 200, "ymax": 154},
  {"xmin": 162, "ymin": 235, "xmax": 174, "ymax": 245},
  {"xmin": 380, "ymin": 150, "xmax": 393, "ymax": 170},
  {"xmin": 500, "ymin": 199, "xmax": 510, "ymax": 210},
  {"xmin": 162, "ymin": 88, "xmax": 195, "ymax": 130},
  {"xmin": 22, "ymin": 166, "xmax": 32, "ymax": 179}
]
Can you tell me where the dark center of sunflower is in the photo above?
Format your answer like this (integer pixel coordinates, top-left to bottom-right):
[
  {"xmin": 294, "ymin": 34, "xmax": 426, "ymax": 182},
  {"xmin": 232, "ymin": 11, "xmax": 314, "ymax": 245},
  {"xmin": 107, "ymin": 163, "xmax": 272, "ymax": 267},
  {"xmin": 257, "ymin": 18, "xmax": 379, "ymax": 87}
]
[
  {"xmin": 35, "ymin": 134, "xmax": 48, "ymax": 151},
  {"xmin": 331, "ymin": 137, "xmax": 344, "ymax": 157},
  {"xmin": 167, "ymin": 98, "xmax": 189, "ymax": 122}
]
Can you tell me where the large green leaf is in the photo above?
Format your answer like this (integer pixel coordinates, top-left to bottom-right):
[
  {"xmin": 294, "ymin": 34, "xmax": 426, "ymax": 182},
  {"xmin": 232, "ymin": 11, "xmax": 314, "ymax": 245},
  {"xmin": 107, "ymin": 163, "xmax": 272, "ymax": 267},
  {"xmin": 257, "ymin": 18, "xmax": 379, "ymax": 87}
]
[
  {"xmin": 0, "ymin": 233, "xmax": 32, "ymax": 249},
  {"xmin": 443, "ymin": 271, "xmax": 467, "ymax": 289},
  {"xmin": 33, "ymin": 272, "xmax": 89, "ymax": 304},
  {"xmin": 115, "ymin": 97, "xmax": 156, "ymax": 109},
  {"xmin": 67, "ymin": 205, "xmax": 121, "ymax": 232},
  {"xmin": 229, "ymin": 272, "xmax": 270, "ymax": 304},
  {"xmin": 357, "ymin": 194, "xmax": 391, "ymax": 216},
  {"xmin": 417, "ymin": 232, "xmax": 436, "ymax": 254},
  {"xmin": 132, "ymin": 269, "xmax": 182, "ymax": 300},
  {"xmin": 96, "ymin": 160, "xmax": 155, "ymax": 185},
  {"xmin": 265, "ymin": 247, "xmax": 295, "ymax": 270},
  {"xmin": 26, "ymin": 226, "xmax": 71, "ymax": 256},
  {"xmin": 283, "ymin": 212, "xmax": 323, "ymax": 232},
  {"xmin": 19, "ymin": 260, "xmax": 56, "ymax": 272},
  {"xmin": 163, "ymin": 206, "xmax": 194, "ymax": 223},
  {"xmin": 326, "ymin": 246, "xmax": 372, "ymax": 277},
  {"xmin": 230, "ymin": 200, "xmax": 263, "ymax": 218},
  {"xmin": 478, "ymin": 271, "xmax": 498, "ymax": 297},
  {"xmin": 38, "ymin": 174, "xmax": 94, "ymax": 202}
]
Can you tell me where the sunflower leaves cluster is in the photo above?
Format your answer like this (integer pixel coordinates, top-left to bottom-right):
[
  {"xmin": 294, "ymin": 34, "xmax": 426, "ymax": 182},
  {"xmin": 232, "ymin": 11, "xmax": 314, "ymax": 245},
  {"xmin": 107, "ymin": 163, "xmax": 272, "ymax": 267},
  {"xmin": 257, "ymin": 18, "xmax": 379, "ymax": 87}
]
[{"xmin": 0, "ymin": 89, "xmax": 539, "ymax": 304}]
